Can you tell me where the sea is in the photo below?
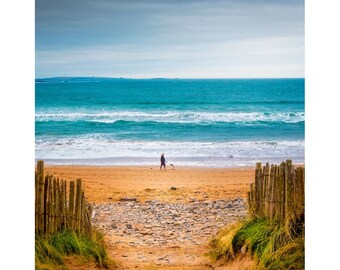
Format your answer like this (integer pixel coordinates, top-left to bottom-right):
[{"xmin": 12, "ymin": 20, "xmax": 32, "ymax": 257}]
[{"xmin": 35, "ymin": 78, "xmax": 304, "ymax": 167}]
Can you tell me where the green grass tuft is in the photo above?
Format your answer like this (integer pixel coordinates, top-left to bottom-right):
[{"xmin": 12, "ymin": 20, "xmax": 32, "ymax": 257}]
[
  {"xmin": 35, "ymin": 230, "xmax": 113, "ymax": 269},
  {"xmin": 210, "ymin": 218, "xmax": 304, "ymax": 270}
]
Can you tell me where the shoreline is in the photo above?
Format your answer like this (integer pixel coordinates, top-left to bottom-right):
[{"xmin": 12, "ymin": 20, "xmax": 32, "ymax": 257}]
[
  {"xmin": 42, "ymin": 164, "xmax": 256, "ymax": 169},
  {"xmin": 37, "ymin": 157, "xmax": 305, "ymax": 169},
  {"xmin": 39, "ymin": 162, "xmax": 304, "ymax": 170}
]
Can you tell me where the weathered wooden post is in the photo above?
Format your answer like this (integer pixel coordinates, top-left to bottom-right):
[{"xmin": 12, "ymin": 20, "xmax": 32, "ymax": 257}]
[
  {"xmin": 285, "ymin": 160, "xmax": 293, "ymax": 225},
  {"xmin": 59, "ymin": 179, "xmax": 64, "ymax": 231},
  {"xmin": 274, "ymin": 165, "xmax": 280, "ymax": 219},
  {"xmin": 75, "ymin": 179, "xmax": 82, "ymax": 232},
  {"xmin": 68, "ymin": 181, "xmax": 75, "ymax": 229},
  {"xmin": 43, "ymin": 175, "xmax": 49, "ymax": 233},
  {"xmin": 268, "ymin": 164, "xmax": 274, "ymax": 219},
  {"xmin": 88, "ymin": 207, "xmax": 91, "ymax": 235},
  {"xmin": 247, "ymin": 190, "xmax": 251, "ymax": 214},
  {"xmin": 56, "ymin": 178, "xmax": 60, "ymax": 232},
  {"xmin": 255, "ymin": 162, "xmax": 262, "ymax": 216},
  {"xmin": 48, "ymin": 176, "xmax": 53, "ymax": 234},
  {"xmin": 63, "ymin": 180, "xmax": 67, "ymax": 228},
  {"xmin": 263, "ymin": 163, "xmax": 270, "ymax": 217},
  {"xmin": 36, "ymin": 161, "xmax": 45, "ymax": 234},
  {"xmin": 291, "ymin": 166, "xmax": 297, "ymax": 221},
  {"xmin": 249, "ymin": 182, "xmax": 255, "ymax": 215},
  {"xmin": 51, "ymin": 178, "xmax": 55, "ymax": 234},
  {"xmin": 250, "ymin": 181, "xmax": 254, "ymax": 215},
  {"xmin": 301, "ymin": 167, "xmax": 305, "ymax": 214},
  {"xmin": 296, "ymin": 167, "xmax": 305, "ymax": 215},
  {"xmin": 80, "ymin": 191, "xmax": 85, "ymax": 234},
  {"xmin": 86, "ymin": 204, "xmax": 93, "ymax": 236},
  {"xmin": 261, "ymin": 166, "xmax": 266, "ymax": 216},
  {"xmin": 278, "ymin": 162, "xmax": 285, "ymax": 220},
  {"xmin": 35, "ymin": 172, "xmax": 38, "ymax": 233}
]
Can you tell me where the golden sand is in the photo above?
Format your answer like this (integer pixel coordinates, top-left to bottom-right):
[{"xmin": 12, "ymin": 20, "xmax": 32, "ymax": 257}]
[{"xmin": 45, "ymin": 165, "xmax": 254, "ymax": 203}]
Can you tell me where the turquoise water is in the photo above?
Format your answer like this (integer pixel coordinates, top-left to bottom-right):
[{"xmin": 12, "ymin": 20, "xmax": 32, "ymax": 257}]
[{"xmin": 35, "ymin": 78, "xmax": 304, "ymax": 167}]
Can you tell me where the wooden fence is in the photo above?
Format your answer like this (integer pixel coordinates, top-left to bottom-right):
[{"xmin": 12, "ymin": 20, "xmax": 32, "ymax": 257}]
[
  {"xmin": 247, "ymin": 160, "xmax": 304, "ymax": 226},
  {"xmin": 35, "ymin": 160, "xmax": 93, "ymax": 236}
]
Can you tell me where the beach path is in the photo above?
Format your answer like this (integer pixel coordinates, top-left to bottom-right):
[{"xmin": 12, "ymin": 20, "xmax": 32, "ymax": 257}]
[{"xmin": 45, "ymin": 166, "xmax": 254, "ymax": 269}]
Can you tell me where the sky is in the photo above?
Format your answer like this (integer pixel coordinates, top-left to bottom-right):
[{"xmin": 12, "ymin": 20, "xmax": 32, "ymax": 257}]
[{"xmin": 36, "ymin": 0, "xmax": 304, "ymax": 78}]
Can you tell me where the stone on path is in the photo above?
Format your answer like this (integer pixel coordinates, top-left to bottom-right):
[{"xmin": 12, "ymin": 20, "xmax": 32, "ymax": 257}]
[{"xmin": 120, "ymin": 197, "xmax": 138, "ymax": 202}]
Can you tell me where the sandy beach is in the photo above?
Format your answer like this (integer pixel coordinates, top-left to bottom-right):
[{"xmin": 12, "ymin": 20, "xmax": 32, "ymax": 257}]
[
  {"xmin": 44, "ymin": 165, "xmax": 254, "ymax": 204},
  {"xmin": 43, "ymin": 165, "xmax": 254, "ymax": 269}
]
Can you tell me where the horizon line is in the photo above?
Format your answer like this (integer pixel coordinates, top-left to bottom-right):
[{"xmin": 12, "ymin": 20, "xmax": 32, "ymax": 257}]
[{"xmin": 36, "ymin": 76, "xmax": 305, "ymax": 80}]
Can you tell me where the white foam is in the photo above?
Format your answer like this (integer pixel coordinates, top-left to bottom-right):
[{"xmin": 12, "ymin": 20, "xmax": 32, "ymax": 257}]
[
  {"xmin": 35, "ymin": 110, "xmax": 305, "ymax": 124},
  {"xmin": 35, "ymin": 137, "xmax": 305, "ymax": 167}
]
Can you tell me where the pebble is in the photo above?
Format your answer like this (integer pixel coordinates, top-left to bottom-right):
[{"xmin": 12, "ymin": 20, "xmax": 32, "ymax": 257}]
[
  {"xmin": 120, "ymin": 197, "xmax": 138, "ymax": 202},
  {"xmin": 92, "ymin": 198, "xmax": 247, "ymax": 248}
]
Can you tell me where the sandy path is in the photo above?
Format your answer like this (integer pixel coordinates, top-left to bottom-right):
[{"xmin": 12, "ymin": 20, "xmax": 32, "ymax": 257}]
[
  {"xmin": 93, "ymin": 199, "xmax": 247, "ymax": 269},
  {"xmin": 45, "ymin": 166, "xmax": 254, "ymax": 269}
]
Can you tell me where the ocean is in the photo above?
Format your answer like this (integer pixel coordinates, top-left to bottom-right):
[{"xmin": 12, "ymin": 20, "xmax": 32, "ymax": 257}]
[{"xmin": 35, "ymin": 78, "xmax": 304, "ymax": 167}]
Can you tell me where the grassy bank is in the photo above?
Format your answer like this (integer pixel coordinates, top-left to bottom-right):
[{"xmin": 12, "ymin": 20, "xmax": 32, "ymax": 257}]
[
  {"xmin": 35, "ymin": 229, "xmax": 115, "ymax": 270},
  {"xmin": 210, "ymin": 218, "xmax": 304, "ymax": 270}
]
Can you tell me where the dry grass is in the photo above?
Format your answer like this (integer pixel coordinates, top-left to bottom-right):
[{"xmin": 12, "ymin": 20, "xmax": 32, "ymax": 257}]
[
  {"xmin": 35, "ymin": 230, "xmax": 116, "ymax": 270},
  {"xmin": 210, "ymin": 218, "xmax": 304, "ymax": 270}
]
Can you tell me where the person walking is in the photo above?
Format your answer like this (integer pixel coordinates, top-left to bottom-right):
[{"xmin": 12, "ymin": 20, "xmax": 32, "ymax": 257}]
[{"xmin": 160, "ymin": 153, "xmax": 166, "ymax": 170}]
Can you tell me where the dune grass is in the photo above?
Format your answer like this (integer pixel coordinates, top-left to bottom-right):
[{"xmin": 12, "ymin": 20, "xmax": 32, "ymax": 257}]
[
  {"xmin": 35, "ymin": 229, "xmax": 114, "ymax": 270},
  {"xmin": 210, "ymin": 217, "xmax": 304, "ymax": 270}
]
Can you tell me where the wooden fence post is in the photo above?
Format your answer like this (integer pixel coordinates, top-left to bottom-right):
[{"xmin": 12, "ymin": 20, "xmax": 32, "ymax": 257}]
[
  {"xmin": 248, "ymin": 182, "xmax": 254, "ymax": 216},
  {"xmin": 59, "ymin": 179, "xmax": 64, "ymax": 231},
  {"xmin": 75, "ymin": 179, "xmax": 82, "ymax": 233},
  {"xmin": 262, "ymin": 165, "xmax": 266, "ymax": 210},
  {"xmin": 285, "ymin": 160, "xmax": 293, "ymax": 225},
  {"xmin": 248, "ymin": 161, "xmax": 304, "ymax": 225},
  {"xmin": 263, "ymin": 163, "xmax": 270, "ymax": 216},
  {"xmin": 35, "ymin": 172, "xmax": 38, "ymax": 233},
  {"xmin": 81, "ymin": 191, "xmax": 85, "ymax": 234},
  {"xmin": 301, "ymin": 167, "xmax": 305, "ymax": 214},
  {"xmin": 36, "ymin": 161, "xmax": 45, "ymax": 234},
  {"xmin": 35, "ymin": 162, "xmax": 93, "ymax": 236},
  {"xmin": 51, "ymin": 178, "xmax": 55, "ymax": 234},
  {"xmin": 56, "ymin": 178, "xmax": 60, "ymax": 232},
  {"xmin": 274, "ymin": 165, "xmax": 280, "ymax": 219},
  {"xmin": 255, "ymin": 162, "xmax": 262, "ymax": 216},
  {"xmin": 48, "ymin": 176, "xmax": 53, "ymax": 235},
  {"xmin": 295, "ymin": 167, "xmax": 305, "ymax": 215},
  {"xmin": 247, "ymin": 191, "xmax": 251, "ymax": 214},
  {"xmin": 68, "ymin": 181, "xmax": 75, "ymax": 229},
  {"xmin": 43, "ymin": 175, "xmax": 49, "ymax": 234},
  {"xmin": 63, "ymin": 180, "xmax": 67, "ymax": 229},
  {"xmin": 278, "ymin": 162, "xmax": 285, "ymax": 220},
  {"xmin": 268, "ymin": 164, "xmax": 274, "ymax": 219}
]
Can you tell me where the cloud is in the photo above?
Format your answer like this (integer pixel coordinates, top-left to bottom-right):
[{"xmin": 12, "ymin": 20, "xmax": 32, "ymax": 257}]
[
  {"xmin": 36, "ymin": 0, "xmax": 304, "ymax": 78},
  {"xmin": 36, "ymin": 36, "xmax": 303, "ymax": 78}
]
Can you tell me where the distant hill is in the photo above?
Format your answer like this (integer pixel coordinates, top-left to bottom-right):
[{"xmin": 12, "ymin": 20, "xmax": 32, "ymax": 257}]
[{"xmin": 35, "ymin": 77, "xmax": 131, "ymax": 83}]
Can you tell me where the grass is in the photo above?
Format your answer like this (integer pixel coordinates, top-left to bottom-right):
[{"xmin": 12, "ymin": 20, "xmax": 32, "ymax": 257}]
[
  {"xmin": 210, "ymin": 217, "xmax": 304, "ymax": 270},
  {"xmin": 35, "ymin": 230, "xmax": 115, "ymax": 270}
]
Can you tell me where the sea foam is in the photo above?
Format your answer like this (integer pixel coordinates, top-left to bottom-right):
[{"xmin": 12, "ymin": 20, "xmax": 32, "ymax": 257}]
[
  {"xmin": 35, "ymin": 110, "xmax": 305, "ymax": 124},
  {"xmin": 35, "ymin": 137, "xmax": 304, "ymax": 167}
]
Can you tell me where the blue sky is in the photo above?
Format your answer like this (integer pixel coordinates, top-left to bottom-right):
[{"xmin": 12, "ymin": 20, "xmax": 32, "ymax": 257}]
[{"xmin": 36, "ymin": 0, "xmax": 304, "ymax": 78}]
